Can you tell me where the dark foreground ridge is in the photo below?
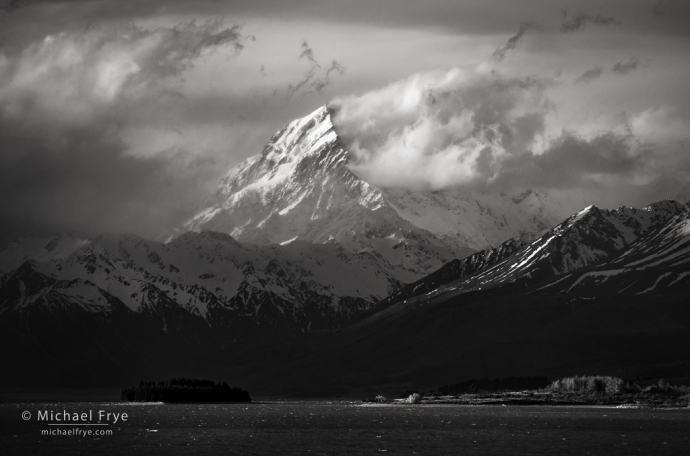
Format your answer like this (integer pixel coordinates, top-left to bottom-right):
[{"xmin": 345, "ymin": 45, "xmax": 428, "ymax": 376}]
[
  {"xmin": 121, "ymin": 378, "xmax": 251, "ymax": 403},
  {"xmin": 365, "ymin": 376, "xmax": 690, "ymax": 408}
]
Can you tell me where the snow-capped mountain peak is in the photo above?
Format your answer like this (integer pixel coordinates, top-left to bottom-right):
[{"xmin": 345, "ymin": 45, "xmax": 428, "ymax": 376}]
[
  {"xmin": 164, "ymin": 105, "xmax": 595, "ymax": 279},
  {"xmin": 170, "ymin": 105, "xmax": 388, "ymax": 247}
]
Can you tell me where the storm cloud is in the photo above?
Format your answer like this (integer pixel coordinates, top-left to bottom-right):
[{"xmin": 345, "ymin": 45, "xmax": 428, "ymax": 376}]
[{"xmin": 0, "ymin": 20, "xmax": 250, "ymax": 244}]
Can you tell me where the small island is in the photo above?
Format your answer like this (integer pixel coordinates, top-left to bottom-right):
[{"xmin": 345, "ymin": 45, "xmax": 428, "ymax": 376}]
[
  {"xmin": 121, "ymin": 378, "xmax": 252, "ymax": 403},
  {"xmin": 364, "ymin": 376, "xmax": 690, "ymax": 408}
]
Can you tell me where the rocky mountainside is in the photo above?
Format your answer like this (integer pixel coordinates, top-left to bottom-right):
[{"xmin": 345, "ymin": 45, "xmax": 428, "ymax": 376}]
[
  {"xmin": 369, "ymin": 238, "xmax": 527, "ymax": 312},
  {"xmin": 368, "ymin": 200, "xmax": 684, "ymax": 316},
  {"xmin": 0, "ymin": 231, "xmax": 406, "ymax": 334},
  {"xmin": 532, "ymin": 200, "xmax": 690, "ymax": 297},
  {"xmin": 167, "ymin": 105, "xmax": 589, "ymax": 279}
]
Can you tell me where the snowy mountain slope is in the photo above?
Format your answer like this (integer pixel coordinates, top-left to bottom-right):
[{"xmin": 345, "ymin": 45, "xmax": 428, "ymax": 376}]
[
  {"xmin": 0, "ymin": 231, "xmax": 406, "ymax": 332},
  {"xmin": 176, "ymin": 106, "xmax": 385, "ymax": 242},
  {"xmin": 534, "ymin": 201, "xmax": 690, "ymax": 297},
  {"xmin": 167, "ymin": 105, "xmax": 590, "ymax": 278},
  {"xmin": 439, "ymin": 200, "xmax": 682, "ymax": 291},
  {"xmin": 382, "ymin": 188, "xmax": 587, "ymax": 249},
  {"xmin": 0, "ymin": 261, "xmax": 124, "ymax": 317},
  {"xmin": 367, "ymin": 200, "xmax": 684, "ymax": 315}
]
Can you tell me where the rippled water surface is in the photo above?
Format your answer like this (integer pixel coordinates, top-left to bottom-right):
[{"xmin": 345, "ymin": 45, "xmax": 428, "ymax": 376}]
[{"xmin": 2, "ymin": 400, "xmax": 689, "ymax": 455}]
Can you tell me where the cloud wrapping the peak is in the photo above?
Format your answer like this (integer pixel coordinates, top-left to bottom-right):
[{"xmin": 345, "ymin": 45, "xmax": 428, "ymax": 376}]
[
  {"xmin": 331, "ymin": 68, "xmax": 556, "ymax": 190},
  {"xmin": 330, "ymin": 67, "xmax": 684, "ymax": 198}
]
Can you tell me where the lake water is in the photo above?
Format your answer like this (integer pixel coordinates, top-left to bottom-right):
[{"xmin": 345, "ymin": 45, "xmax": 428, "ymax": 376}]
[{"xmin": 1, "ymin": 400, "xmax": 689, "ymax": 455}]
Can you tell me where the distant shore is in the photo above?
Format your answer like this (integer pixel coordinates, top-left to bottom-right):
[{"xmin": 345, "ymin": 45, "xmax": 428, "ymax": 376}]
[
  {"xmin": 364, "ymin": 376, "xmax": 690, "ymax": 409},
  {"xmin": 363, "ymin": 390, "xmax": 690, "ymax": 409}
]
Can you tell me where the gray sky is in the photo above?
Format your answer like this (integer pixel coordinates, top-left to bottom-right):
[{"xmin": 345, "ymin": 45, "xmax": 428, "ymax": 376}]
[{"xmin": 1, "ymin": 0, "xmax": 689, "ymax": 245}]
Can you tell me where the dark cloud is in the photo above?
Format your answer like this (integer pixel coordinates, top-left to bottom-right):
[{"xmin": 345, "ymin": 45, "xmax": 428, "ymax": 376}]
[
  {"xmin": 492, "ymin": 22, "xmax": 539, "ymax": 62},
  {"xmin": 651, "ymin": 0, "xmax": 683, "ymax": 16},
  {"xmin": 574, "ymin": 66, "xmax": 604, "ymax": 84},
  {"xmin": 0, "ymin": 121, "xmax": 219, "ymax": 246},
  {"xmin": 494, "ymin": 132, "xmax": 641, "ymax": 190},
  {"xmin": 3, "ymin": 0, "xmax": 690, "ymax": 51},
  {"xmin": 560, "ymin": 12, "xmax": 621, "ymax": 33},
  {"xmin": 611, "ymin": 57, "xmax": 640, "ymax": 75},
  {"xmin": 0, "ymin": 20, "xmax": 250, "ymax": 245},
  {"xmin": 287, "ymin": 40, "xmax": 343, "ymax": 97},
  {"xmin": 2, "ymin": 0, "xmax": 23, "ymax": 12}
]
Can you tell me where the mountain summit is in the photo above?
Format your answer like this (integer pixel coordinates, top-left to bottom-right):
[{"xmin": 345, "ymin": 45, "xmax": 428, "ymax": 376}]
[{"xmin": 176, "ymin": 106, "xmax": 382, "ymax": 244}]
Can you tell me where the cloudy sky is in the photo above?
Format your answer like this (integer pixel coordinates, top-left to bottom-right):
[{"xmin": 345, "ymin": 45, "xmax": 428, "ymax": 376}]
[{"xmin": 1, "ymin": 0, "xmax": 689, "ymax": 245}]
